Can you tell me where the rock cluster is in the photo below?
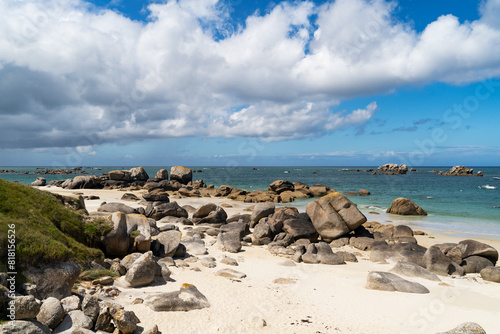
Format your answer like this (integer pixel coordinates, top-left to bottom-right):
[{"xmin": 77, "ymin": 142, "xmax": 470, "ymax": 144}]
[
  {"xmin": 376, "ymin": 164, "xmax": 409, "ymax": 175},
  {"xmin": 4, "ymin": 291, "xmax": 142, "ymax": 334},
  {"xmin": 386, "ymin": 198, "xmax": 427, "ymax": 216},
  {"xmin": 433, "ymin": 165, "xmax": 484, "ymax": 177}
]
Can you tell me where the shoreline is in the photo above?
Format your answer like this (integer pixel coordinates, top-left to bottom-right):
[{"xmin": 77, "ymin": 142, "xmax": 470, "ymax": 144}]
[
  {"xmin": 14, "ymin": 185, "xmax": 499, "ymax": 333},
  {"xmin": 38, "ymin": 185, "xmax": 500, "ymax": 259}
]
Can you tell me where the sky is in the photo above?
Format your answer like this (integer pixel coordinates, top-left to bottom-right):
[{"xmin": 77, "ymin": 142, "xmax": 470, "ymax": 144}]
[{"xmin": 0, "ymin": 0, "xmax": 499, "ymax": 167}]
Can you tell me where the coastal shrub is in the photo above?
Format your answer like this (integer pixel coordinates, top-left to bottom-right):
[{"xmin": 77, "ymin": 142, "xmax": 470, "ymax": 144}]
[{"xmin": 0, "ymin": 179, "xmax": 104, "ymax": 268}]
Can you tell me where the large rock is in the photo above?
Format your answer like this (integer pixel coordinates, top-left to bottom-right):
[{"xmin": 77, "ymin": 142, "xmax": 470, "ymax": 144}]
[
  {"xmin": 81, "ymin": 295, "xmax": 100, "ymax": 323},
  {"xmin": 144, "ymin": 284, "xmax": 210, "ymax": 311},
  {"xmin": 447, "ymin": 166, "xmax": 475, "ymax": 176},
  {"xmin": 109, "ymin": 308, "xmax": 140, "ymax": 334},
  {"xmin": 25, "ymin": 262, "xmax": 81, "ymax": 300},
  {"xmin": 386, "ymin": 198, "xmax": 427, "ymax": 216},
  {"xmin": 154, "ymin": 230, "xmax": 182, "ymax": 258},
  {"xmin": 389, "ymin": 261, "xmax": 440, "ymax": 281},
  {"xmin": 461, "ymin": 256, "xmax": 494, "ymax": 274},
  {"xmin": 36, "ymin": 297, "xmax": 65, "ymax": 329},
  {"xmin": 125, "ymin": 214, "xmax": 153, "ymax": 253},
  {"xmin": 125, "ymin": 251, "xmax": 156, "ymax": 287},
  {"xmin": 129, "ymin": 167, "xmax": 149, "ymax": 181},
  {"xmin": 13, "ymin": 295, "xmax": 41, "ymax": 320},
  {"xmin": 62, "ymin": 175, "xmax": 101, "ymax": 189},
  {"xmin": 268, "ymin": 180, "xmax": 294, "ymax": 194},
  {"xmin": 98, "ymin": 202, "xmax": 136, "ymax": 214},
  {"xmin": 423, "ymin": 246, "xmax": 463, "ymax": 276},
  {"xmin": 370, "ymin": 242, "xmax": 427, "ymax": 266},
  {"xmin": 31, "ymin": 177, "xmax": 46, "ymax": 187},
  {"xmin": 0, "ymin": 320, "xmax": 51, "ymax": 334},
  {"xmin": 109, "ymin": 170, "xmax": 132, "ymax": 181},
  {"xmin": 193, "ymin": 206, "xmax": 227, "ymax": 226},
  {"xmin": 480, "ymin": 266, "xmax": 500, "ymax": 283},
  {"xmin": 217, "ymin": 231, "xmax": 242, "ymax": 253},
  {"xmin": 250, "ymin": 203, "xmax": 275, "ymax": 228},
  {"xmin": 60, "ymin": 296, "xmax": 80, "ymax": 313},
  {"xmin": 458, "ymin": 239, "xmax": 498, "ymax": 264},
  {"xmin": 170, "ymin": 166, "xmax": 192, "ymax": 184},
  {"xmin": 101, "ymin": 212, "xmax": 130, "ymax": 258},
  {"xmin": 315, "ymin": 242, "xmax": 345, "ymax": 265},
  {"xmin": 53, "ymin": 310, "xmax": 93, "ymax": 333},
  {"xmin": 155, "ymin": 169, "xmax": 169, "ymax": 180},
  {"xmin": 182, "ymin": 237, "xmax": 207, "ymax": 256},
  {"xmin": 305, "ymin": 192, "xmax": 366, "ymax": 242},
  {"xmin": 143, "ymin": 192, "xmax": 170, "ymax": 202},
  {"xmin": 146, "ymin": 201, "xmax": 188, "ymax": 220},
  {"xmin": 309, "ymin": 184, "xmax": 333, "ymax": 197},
  {"xmin": 366, "ymin": 272, "xmax": 429, "ymax": 294},
  {"xmin": 436, "ymin": 322, "xmax": 486, "ymax": 334}
]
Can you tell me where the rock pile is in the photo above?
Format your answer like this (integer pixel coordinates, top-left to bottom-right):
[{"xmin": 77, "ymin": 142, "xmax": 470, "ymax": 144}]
[
  {"xmin": 376, "ymin": 164, "xmax": 409, "ymax": 175},
  {"xmin": 432, "ymin": 165, "xmax": 484, "ymax": 177}
]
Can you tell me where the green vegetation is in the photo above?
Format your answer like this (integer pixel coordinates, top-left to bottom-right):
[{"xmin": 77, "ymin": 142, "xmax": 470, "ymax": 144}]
[
  {"xmin": 79, "ymin": 269, "xmax": 119, "ymax": 281},
  {"xmin": 0, "ymin": 179, "xmax": 105, "ymax": 268}
]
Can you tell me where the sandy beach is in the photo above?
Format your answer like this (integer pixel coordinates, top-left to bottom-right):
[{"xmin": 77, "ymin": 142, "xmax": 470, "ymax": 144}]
[{"xmin": 35, "ymin": 186, "xmax": 500, "ymax": 334}]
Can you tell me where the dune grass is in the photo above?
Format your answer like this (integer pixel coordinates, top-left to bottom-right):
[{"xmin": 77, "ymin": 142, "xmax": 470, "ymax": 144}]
[{"xmin": 0, "ymin": 179, "xmax": 105, "ymax": 269}]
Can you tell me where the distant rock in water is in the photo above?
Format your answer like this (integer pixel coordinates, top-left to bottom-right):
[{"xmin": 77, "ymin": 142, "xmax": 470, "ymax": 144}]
[
  {"xmin": 386, "ymin": 198, "xmax": 427, "ymax": 216},
  {"xmin": 433, "ymin": 165, "xmax": 484, "ymax": 177},
  {"xmin": 376, "ymin": 164, "xmax": 408, "ymax": 175}
]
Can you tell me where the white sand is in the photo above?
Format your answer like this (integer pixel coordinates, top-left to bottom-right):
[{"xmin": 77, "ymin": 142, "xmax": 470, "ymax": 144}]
[{"xmin": 40, "ymin": 186, "xmax": 500, "ymax": 334}]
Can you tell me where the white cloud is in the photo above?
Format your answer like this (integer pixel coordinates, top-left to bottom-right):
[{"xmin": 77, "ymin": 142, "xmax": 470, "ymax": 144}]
[{"xmin": 0, "ymin": 0, "xmax": 500, "ymax": 149}]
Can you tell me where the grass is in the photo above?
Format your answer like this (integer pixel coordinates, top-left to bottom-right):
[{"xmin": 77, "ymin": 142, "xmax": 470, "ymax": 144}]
[
  {"xmin": 79, "ymin": 269, "xmax": 119, "ymax": 282},
  {"xmin": 0, "ymin": 179, "xmax": 105, "ymax": 269}
]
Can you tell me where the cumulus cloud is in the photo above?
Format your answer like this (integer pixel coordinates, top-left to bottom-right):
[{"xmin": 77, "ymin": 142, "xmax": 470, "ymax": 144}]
[{"xmin": 0, "ymin": 0, "xmax": 500, "ymax": 149}]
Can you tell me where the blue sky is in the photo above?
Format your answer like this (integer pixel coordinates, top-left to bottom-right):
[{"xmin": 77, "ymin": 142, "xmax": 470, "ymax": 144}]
[{"xmin": 0, "ymin": 0, "xmax": 499, "ymax": 167}]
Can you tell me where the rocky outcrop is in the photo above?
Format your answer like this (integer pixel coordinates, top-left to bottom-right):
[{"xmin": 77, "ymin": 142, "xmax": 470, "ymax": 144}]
[
  {"xmin": 30, "ymin": 177, "xmax": 46, "ymax": 187},
  {"xmin": 458, "ymin": 239, "xmax": 498, "ymax": 264},
  {"xmin": 377, "ymin": 164, "xmax": 408, "ymax": 175},
  {"xmin": 170, "ymin": 166, "xmax": 192, "ymax": 184},
  {"xmin": 25, "ymin": 262, "xmax": 81, "ymax": 300},
  {"xmin": 423, "ymin": 246, "xmax": 464, "ymax": 276},
  {"xmin": 386, "ymin": 198, "xmax": 427, "ymax": 216},
  {"xmin": 145, "ymin": 201, "xmax": 188, "ymax": 220},
  {"xmin": 479, "ymin": 266, "xmax": 500, "ymax": 283},
  {"xmin": 268, "ymin": 180, "xmax": 294, "ymax": 194},
  {"xmin": 144, "ymin": 284, "xmax": 210, "ymax": 311},
  {"xmin": 434, "ymin": 166, "xmax": 484, "ymax": 177},
  {"xmin": 366, "ymin": 271, "xmax": 429, "ymax": 294},
  {"xmin": 305, "ymin": 192, "xmax": 366, "ymax": 241},
  {"xmin": 61, "ymin": 175, "xmax": 101, "ymax": 189},
  {"xmin": 192, "ymin": 204, "xmax": 227, "ymax": 226}
]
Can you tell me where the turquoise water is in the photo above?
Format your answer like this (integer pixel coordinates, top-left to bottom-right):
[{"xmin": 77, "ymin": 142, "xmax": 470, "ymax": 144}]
[{"xmin": 1, "ymin": 166, "xmax": 499, "ymax": 237}]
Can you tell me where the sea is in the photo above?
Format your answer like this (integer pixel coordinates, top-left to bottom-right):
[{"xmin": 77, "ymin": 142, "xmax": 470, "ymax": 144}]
[{"xmin": 1, "ymin": 166, "xmax": 500, "ymax": 240}]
